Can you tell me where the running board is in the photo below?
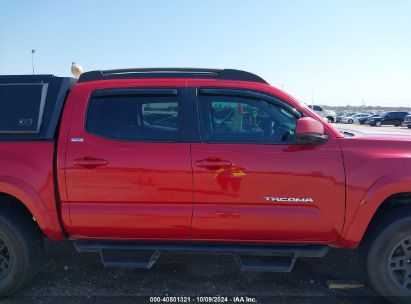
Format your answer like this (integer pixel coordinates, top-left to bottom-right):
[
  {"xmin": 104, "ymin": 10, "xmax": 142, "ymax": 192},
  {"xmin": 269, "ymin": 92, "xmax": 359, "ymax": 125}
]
[
  {"xmin": 233, "ymin": 253, "xmax": 298, "ymax": 272},
  {"xmin": 73, "ymin": 240, "xmax": 329, "ymax": 272}
]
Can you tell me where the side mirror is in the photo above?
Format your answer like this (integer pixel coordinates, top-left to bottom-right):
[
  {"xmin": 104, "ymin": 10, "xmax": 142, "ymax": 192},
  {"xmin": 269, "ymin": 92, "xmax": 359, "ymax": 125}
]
[{"xmin": 296, "ymin": 117, "xmax": 328, "ymax": 145}]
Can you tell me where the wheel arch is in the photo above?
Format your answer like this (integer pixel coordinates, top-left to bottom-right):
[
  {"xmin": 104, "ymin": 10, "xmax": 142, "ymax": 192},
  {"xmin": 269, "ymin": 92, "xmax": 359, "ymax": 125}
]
[
  {"xmin": 360, "ymin": 193, "xmax": 411, "ymax": 245},
  {"xmin": 0, "ymin": 175, "xmax": 63, "ymax": 239},
  {"xmin": 342, "ymin": 173, "xmax": 411, "ymax": 247}
]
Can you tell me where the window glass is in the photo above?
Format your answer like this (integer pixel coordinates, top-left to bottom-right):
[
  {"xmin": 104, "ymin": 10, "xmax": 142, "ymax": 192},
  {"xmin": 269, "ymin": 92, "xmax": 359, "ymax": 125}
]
[
  {"xmin": 86, "ymin": 95, "xmax": 179, "ymax": 141},
  {"xmin": 0, "ymin": 83, "xmax": 47, "ymax": 133},
  {"xmin": 199, "ymin": 95, "xmax": 298, "ymax": 143}
]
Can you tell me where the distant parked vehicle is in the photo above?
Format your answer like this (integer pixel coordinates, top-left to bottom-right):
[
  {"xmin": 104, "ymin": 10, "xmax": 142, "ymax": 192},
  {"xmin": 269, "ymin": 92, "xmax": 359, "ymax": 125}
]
[
  {"xmin": 369, "ymin": 111, "xmax": 410, "ymax": 127},
  {"xmin": 341, "ymin": 113, "xmax": 370, "ymax": 124},
  {"xmin": 402, "ymin": 115, "xmax": 411, "ymax": 129},
  {"xmin": 308, "ymin": 105, "xmax": 336, "ymax": 123},
  {"xmin": 336, "ymin": 113, "xmax": 344, "ymax": 123},
  {"xmin": 361, "ymin": 114, "xmax": 380, "ymax": 125},
  {"xmin": 336, "ymin": 112, "xmax": 355, "ymax": 123},
  {"xmin": 324, "ymin": 109, "xmax": 337, "ymax": 123}
]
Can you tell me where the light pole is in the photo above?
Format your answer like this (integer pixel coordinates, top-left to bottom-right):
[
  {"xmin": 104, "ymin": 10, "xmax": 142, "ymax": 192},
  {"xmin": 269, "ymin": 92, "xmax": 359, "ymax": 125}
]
[{"xmin": 31, "ymin": 49, "xmax": 36, "ymax": 74}]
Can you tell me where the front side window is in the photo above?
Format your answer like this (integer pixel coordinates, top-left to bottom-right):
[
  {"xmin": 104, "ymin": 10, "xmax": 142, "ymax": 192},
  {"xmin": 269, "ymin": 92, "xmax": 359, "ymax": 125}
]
[
  {"xmin": 199, "ymin": 94, "xmax": 298, "ymax": 143},
  {"xmin": 86, "ymin": 95, "xmax": 179, "ymax": 141}
]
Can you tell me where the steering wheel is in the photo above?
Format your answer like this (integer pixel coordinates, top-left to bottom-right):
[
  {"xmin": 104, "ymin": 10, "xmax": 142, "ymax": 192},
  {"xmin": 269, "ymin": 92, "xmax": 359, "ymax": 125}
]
[{"xmin": 271, "ymin": 123, "xmax": 291, "ymax": 142}]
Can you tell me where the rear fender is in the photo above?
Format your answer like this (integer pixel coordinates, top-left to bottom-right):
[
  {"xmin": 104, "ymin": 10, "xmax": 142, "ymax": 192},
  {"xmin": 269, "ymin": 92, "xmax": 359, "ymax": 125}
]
[{"xmin": 0, "ymin": 175, "xmax": 64, "ymax": 239}]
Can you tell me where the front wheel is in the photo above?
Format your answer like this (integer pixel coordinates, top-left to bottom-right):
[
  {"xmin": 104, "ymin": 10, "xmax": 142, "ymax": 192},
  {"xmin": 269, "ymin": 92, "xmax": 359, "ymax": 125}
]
[
  {"xmin": 376, "ymin": 121, "xmax": 382, "ymax": 127},
  {"xmin": 365, "ymin": 210, "xmax": 411, "ymax": 303},
  {"xmin": 0, "ymin": 208, "xmax": 43, "ymax": 296}
]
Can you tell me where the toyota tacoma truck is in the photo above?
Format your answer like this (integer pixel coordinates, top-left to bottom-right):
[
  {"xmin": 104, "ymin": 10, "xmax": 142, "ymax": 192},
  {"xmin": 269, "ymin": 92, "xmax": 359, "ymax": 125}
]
[{"xmin": 0, "ymin": 69, "xmax": 410, "ymax": 303}]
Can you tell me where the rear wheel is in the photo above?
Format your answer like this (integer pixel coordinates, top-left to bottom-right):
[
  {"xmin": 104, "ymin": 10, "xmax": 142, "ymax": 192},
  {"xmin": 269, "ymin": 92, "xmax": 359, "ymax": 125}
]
[
  {"xmin": 365, "ymin": 210, "xmax": 411, "ymax": 304},
  {"xmin": 348, "ymin": 119, "xmax": 353, "ymax": 124},
  {"xmin": 0, "ymin": 208, "xmax": 43, "ymax": 296}
]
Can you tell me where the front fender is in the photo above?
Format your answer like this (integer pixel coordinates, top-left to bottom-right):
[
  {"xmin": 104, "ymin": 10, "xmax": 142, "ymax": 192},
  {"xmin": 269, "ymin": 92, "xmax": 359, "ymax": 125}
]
[
  {"xmin": 342, "ymin": 173, "xmax": 411, "ymax": 247},
  {"xmin": 0, "ymin": 175, "xmax": 64, "ymax": 239}
]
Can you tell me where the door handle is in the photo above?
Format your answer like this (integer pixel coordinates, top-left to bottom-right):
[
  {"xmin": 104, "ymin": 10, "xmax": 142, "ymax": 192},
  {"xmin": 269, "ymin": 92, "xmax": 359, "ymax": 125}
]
[
  {"xmin": 195, "ymin": 157, "xmax": 234, "ymax": 170},
  {"xmin": 73, "ymin": 157, "xmax": 108, "ymax": 169}
]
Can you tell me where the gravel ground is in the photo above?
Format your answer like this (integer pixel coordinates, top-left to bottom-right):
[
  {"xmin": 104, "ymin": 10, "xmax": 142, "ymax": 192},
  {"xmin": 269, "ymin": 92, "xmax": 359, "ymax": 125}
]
[
  {"xmin": 1, "ymin": 240, "xmax": 385, "ymax": 304},
  {"xmin": 4, "ymin": 123, "xmax": 406, "ymax": 304}
]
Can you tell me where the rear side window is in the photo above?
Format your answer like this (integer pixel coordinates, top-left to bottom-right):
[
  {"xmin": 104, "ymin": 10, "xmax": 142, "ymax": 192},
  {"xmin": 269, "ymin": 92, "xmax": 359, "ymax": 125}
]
[
  {"xmin": 86, "ymin": 95, "xmax": 179, "ymax": 142},
  {"xmin": 0, "ymin": 83, "xmax": 48, "ymax": 133}
]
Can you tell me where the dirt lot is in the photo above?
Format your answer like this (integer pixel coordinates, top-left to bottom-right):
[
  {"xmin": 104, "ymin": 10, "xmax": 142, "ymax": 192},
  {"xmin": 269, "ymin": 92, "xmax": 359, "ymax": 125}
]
[
  {"xmin": 5, "ymin": 123, "xmax": 408, "ymax": 304},
  {"xmin": 3, "ymin": 241, "xmax": 383, "ymax": 304}
]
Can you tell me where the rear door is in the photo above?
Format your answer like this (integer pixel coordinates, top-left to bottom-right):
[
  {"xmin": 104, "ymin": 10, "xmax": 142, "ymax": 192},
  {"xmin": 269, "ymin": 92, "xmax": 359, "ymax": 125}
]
[
  {"xmin": 191, "ymin": 88, "xmax": 346, "ymax": 242},
  {"xmin": 64, "ymin": 87, "xmax": 193, "ymax": 239},
  {"xmin": 383, "ymin": 113, "xmax": 395, "ymax": 125}
]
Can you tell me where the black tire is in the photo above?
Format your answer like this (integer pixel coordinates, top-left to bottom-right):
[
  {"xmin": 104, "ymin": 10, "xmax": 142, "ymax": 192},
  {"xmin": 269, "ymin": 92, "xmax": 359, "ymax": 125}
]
[
  {"xmin": 0, "ymin": 207, "xmax": 43, "ymax": 296},
  {"xmin": 376, "ymin": 121, "xmax": 382, "ymax": 127},
  {"xmin": 365, "ymin": 208, "xmax": 411, "ymax": 304},
  {"xmin": 348, "ymin": 119, "xmax": 353, "ymax": 124}
]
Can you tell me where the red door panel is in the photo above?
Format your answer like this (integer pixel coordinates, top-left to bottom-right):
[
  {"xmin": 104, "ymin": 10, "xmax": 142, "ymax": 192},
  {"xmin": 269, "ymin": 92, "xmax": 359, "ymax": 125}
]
[
  {"xmin": 191, "ymin": 141, "xmax": 346, "ymax": 242},
  {"xmin": 66, "ymin": 140, "xmax": 193, "ymax": 239},
  {"xmin": 63, "ymin": 87, "xmax": 193, "ymax": 239}
]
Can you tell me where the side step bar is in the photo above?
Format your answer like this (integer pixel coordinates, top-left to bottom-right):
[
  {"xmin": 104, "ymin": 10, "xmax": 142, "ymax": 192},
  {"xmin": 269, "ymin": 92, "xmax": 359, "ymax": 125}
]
[{"xmin": 73, "ymin": 240, "xmax": 329, "ymax": 272}]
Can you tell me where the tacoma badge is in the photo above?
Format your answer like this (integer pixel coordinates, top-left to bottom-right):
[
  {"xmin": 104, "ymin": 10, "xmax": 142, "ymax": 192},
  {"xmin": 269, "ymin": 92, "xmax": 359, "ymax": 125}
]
[{"xmin": 264, "ymin": 197, "xmax": 314, "ymax": 203}]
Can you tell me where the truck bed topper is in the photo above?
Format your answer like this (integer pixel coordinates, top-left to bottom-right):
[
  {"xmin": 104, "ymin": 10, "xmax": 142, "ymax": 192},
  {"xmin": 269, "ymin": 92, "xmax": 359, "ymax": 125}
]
[{"xmin": 0, "ymin": 75, "xmax": 75, "ymax": 140}]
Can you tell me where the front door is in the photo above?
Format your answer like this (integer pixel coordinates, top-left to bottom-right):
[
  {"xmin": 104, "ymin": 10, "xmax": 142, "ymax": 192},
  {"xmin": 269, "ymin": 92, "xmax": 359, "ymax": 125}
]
[
  {"xmin": 64, "ymin": 87, "xmax": 193, "ymax": 239},
  {"xmin": 191, "ymin": 89, "xmax": 346, "ymax": 242}
]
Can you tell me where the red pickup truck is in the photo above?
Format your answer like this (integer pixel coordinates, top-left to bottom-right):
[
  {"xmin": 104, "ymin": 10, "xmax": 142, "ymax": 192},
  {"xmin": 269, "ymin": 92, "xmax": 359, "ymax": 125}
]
[{"xmin": 0, "ymin": 69, "xmax": 410, "ymax": 302}]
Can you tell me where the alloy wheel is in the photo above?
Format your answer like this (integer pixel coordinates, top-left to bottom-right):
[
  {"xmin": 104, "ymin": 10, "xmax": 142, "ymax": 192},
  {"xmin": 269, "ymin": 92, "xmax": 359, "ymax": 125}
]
[
  {"xmin": 0, "ymin": 237, "xmax": 11, "ymax": 280},
  {"xmin": 388, "ymin": 236, "xmax": 411, "ymax": 292}
]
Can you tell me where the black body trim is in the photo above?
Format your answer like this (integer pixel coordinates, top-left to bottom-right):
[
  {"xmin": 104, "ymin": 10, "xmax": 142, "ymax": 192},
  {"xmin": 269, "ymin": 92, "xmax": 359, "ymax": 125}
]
[{"xmin": 91, "ymin": 88, "xmax": 178, "ymax": 98}]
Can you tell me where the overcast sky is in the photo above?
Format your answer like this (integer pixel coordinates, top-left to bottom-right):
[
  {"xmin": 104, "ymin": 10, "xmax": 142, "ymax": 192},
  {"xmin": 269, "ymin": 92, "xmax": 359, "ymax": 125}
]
[{"xmin": 1, "ymin": 0, "xmax": 410, "ymax": 106}]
